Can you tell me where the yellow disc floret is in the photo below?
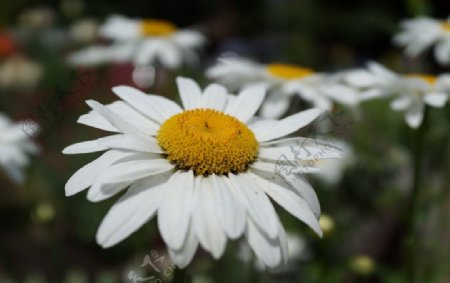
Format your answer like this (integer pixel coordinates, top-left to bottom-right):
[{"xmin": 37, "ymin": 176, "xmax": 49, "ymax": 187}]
[
  {"xmin": 157, "ymin": 109, "xmax": 259, "ymax": 175},
  {"xmin": 406, "ymin": 74, "xmax": 437, "ymax": 85},
  {"xmin": 267, "ymin": 63, "xmax": 314, "ymax": 80},
  {"xmin": 140, "ymin": 19, "xmax": 177, "ymax": 36},
  {"xmin": 441, "ymin": 22, "xmax": 450, "ymax": 32}
]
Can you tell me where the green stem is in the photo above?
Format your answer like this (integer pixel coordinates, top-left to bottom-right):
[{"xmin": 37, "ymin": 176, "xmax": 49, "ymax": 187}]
[{"xmin": 404, "ymin": 106, "xmax": 428, "ymax": 283}]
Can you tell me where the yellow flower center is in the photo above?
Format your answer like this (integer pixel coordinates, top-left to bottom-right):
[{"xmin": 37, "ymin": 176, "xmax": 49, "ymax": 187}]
[
  {"xmin": 140, "ymin": 19, "xmax": 177, "ymax": 36},
  {"xmin": 157, "ymin": 109, "xmax": 259, "ymax": 175},
  {"xmin": 441, "ymin": 22, "xmax": 450, "ymax": 32},
  {"xmin": 406, "ymin": 74, "xmax": 437, "ymax": 85},
  {"xmin": 266, "ymin": 63, "xmax": 314, "ymax": 80}
]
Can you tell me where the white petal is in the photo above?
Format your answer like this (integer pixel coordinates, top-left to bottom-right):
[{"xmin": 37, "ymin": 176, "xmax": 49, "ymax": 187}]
[
  {"xmin": 192, "ymin": 176, "xmax": 227, "ymax": 259},
  {"xmin": 96, "ymin": 175, "xmax": 168, "ymax": 248},
  {"xmin": 86, "ymin": 100, "xmax": 148, "ymax": 139},
  {"xmin": 260, "ymin": 92, "xmax": 291, "ymax": 119},
  {"xmin": 390, "ymin": 96, "xmax": 411, "ymax": 110},
  {"xmin": 249, "ymin": 163, "xmax": 321, "ymax": 217},
  {"xmin": 176, "ymin": 77, "xmax": 203, "ymax": 110},
  {"xmin": 108, "ymin": 100, "xmax": 160, "ymax": 133},
  {"xmin": 228, "ymin": 173, "xmax": 279, "ymax": 239},
  {"xmin": 248, "ymin": 119, "xmax": 278, "ymax": 134},
  {"xmin": 424, "ymin": 92, "xmax": 448, "ymax": 107},
  {"xmin": 249, "ymin": 172, "xmax": 322, "ymax": 236},
  {"xmin": 202, "ymin": 83, "xmax": 228, "ymax": 111},
  {"xmin": 253, "ymin": 108, "xmax": 321, "ymax": 142},
  {"xmin": 168, "ymin": 225, "xmax": 199, "ymax": 268},
  {"xmin": 133, "ymin": 39, "xmax": 158, "ymax": 66},
  {"xmin": 344, "ymin": 70, "xmax": 378, "ymax": 88},
  {"xmin": 98, "ymin": 134, "xmax": 162, "ymax": 153},
  {"xmin": 87, "ymin": 181, "xmax": 132, "ymax": 202},
  {"xmin": 98, "ymin": 159, "xmax": 174, "ymax": 184},
  {"xmin": 157, "ymin": 41, "xmax": 182, "ymax": 69},
  {"xmin": 171, "ymin": 30, "xmax": 205, "ymax": 47},
  {"xmin": 62, "ymin": 138, "xmax": 110, "ymax": 154},
  {"xmin": 225, "ymin": 84, "xmax": 267, "ymax": 123},
  {"xmin": 435, "ymin": 40, "xmax": 450, "ymax": 65},
  {"xmin": 79, "ymin": 101, "xmax": 159, "ymax": 134},
  {"xmin": 78, "ymin": 112, "xmax": 118, "ymax": 132},
  {"xmin": 211, "ymin": 174, "xmax": 246, "ymax": 239},
  {"xmin": 319, "ymin": 84, "xmax": 359, "ymax": 106},
  {"xmin": 112, "ymin": 85, "xmax": 182, "ymax": 124},
  {"xmin": 158, "ymin": 170, "xmax": 194, "ymax": 250},
  {"xmin": 246, "ymin": 219, "xmax": 282, "ymax": 268},
  {"xmin": 405, "ymin": 101, "xmax": 424, "ymax": 128},
  {"xmin": 65, "ymin": 150, "xmax": 133, "ymax": 196},
  {"xmin": 251, "ymin": 160, "xmax": 321, "ymax": 174},
  {"xmin": 279, "ymin": 172, "xmax": 321, "ymax": 218},
  {"xmin": 259, "ymin": 145, "xmax": 341, "ymax": 161}
]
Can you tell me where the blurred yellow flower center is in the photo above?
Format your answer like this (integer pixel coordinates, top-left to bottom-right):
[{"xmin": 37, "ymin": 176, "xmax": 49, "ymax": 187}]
[
  {"xmin": 406, "ymin": 74, "xmax": 437, "ymax": 85},
  {"xmin": 441, "ymin": 22, "xmax": 450, "ymax": 32},
  {"xmin": 267, "ymin": 63, "xmax": 314, "ymax": 79},
  {"xmin": 157, "ymin": 109, "xmax": 259, "ymax": 175},
  {"xmin": 140, "ymin": 19, "xmax": 177, "ymax": 36}
]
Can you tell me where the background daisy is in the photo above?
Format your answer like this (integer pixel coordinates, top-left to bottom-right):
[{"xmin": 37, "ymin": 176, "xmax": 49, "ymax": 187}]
[
  {"xmin": 0, "ymin": 113, "xmax": 39, "ymax": 183},
  {"xmin": 345, "ymin": 62, "xmax": 449, "ymax": 128},
  {"xmin": 68, "ymin": 15, "xmax": 206, "ymax": 70},
  {"xmin": 394, "ymin": 16, "xmax": 450, "ymax": 65},
  {"xmin": 207, "ymin": 57, "xmax": 359, "ymax": 118}
]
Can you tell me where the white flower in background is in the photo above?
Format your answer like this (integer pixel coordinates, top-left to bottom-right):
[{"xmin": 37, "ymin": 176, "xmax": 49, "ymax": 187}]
[
  {"xmin": 0, "ymin": 55, "xmax": 43, "ymax": 91},
  {"xmin": 345, "ymin": 62, "xmax": 449, "ymax": 128},
  {"xmin": 0, "ymin": 113, "xmax": 39, "ymax": 183},
  {"xmin": 68, "ymin": 15, "xmax": 205, "ymax": 70},
  {"xmin": 18, "ymin": 7, "xmax": 55, "ymax": 29},
  {"xmin": 70, "ymin": 19, "xmax": 98, "ymax": 43},
  {"xmin": 63, "ymin": 77, "xmax": 343, "ymax": 269},
  {"xmin": 394, "ymin": 16, "xmax": 450, "ymax": 65},
  {"xmin": 207, "ymin": 57, "xmax": 359, "ymax": 119},
  {"xmin": 392, "ymin": 74, "xmax": 449, "ymax": 127}
]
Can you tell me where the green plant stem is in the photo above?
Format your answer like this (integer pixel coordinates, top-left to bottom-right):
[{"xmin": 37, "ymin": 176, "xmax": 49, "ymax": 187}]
[{"xmin": 404, "ymin": 106, "xmax": 429, "ymax": 283}]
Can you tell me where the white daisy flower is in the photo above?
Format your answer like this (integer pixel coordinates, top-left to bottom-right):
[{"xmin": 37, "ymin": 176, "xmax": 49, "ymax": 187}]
[
  {"xmin": 68, "ymin": 15, "xmax": 205, "ymax": 69},
  {"xmin": 206, "ymin": 57, "xmax": 359, "ymax": 119},
  {"xmin": 0, "ymin": 113, "xmax": 39, "ymax": 183},
  {"xmin": 394, "ymin": 16, "xmax": 450, "ymax": 65},
  {"xmin": 345, "ymin": 62, "xmax": 449, "ymax": 128},
  {"xmin": 63, "ymin": 77, "xmax": 343, "ymax": 270}
]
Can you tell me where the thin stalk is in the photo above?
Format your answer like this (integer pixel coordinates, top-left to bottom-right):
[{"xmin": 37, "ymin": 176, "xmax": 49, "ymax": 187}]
[{"xmin": 404, "ymin": 106, "xmax": 429, "ymax": 283}]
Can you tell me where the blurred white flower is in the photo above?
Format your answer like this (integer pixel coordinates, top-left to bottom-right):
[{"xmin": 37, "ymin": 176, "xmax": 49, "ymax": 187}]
[
  {"xmin": 207, "ymin": 57, "xmax": 359, "ymax": 119},
  {"xmin": 70, "ymin": 19, "xmax": 98, "ymax": 43},
  {"xmin": 63, "ymin": 77, "xmax": 343, "ymax": 269},
  {"xmin": 68, "ymin": 15, "xmax": 205, "ymax": 70},
  {"xmin": 394, "ymin": 16, "xmax": 450, "ymax": 65},
  {"xmin": 18, "ymin": 7, "xmax": 55, "ymax": 29},
  {"xmin": 0, "ymin": 55, "xmax": 43, "ymax": 91},
  {"xmin": 345, "ymin": 62, "xmax": 449, "ymax": 128},
  {"xmin": 0, "ymin": 113, "xmax": 38, "ymax": 183}
]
